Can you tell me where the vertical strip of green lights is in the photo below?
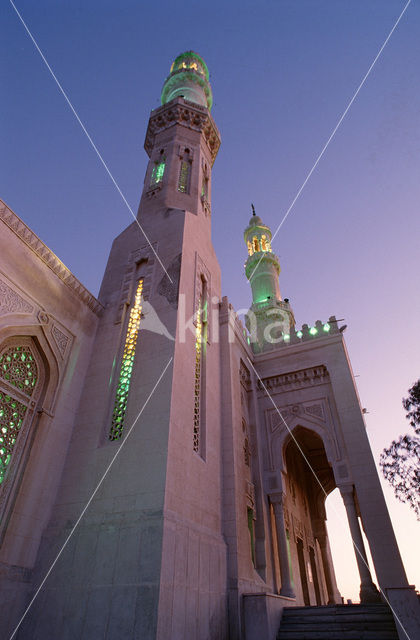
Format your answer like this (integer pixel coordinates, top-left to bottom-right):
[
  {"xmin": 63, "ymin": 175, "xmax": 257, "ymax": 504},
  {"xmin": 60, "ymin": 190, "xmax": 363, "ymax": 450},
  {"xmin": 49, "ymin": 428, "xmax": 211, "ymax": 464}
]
[
  {"xmin": 193, "ymin": 297, "xmax": 202, "ymax": 452},
  {"xmin": 109, "ymin": 279, "xmax": 144, "ymax": 441}
]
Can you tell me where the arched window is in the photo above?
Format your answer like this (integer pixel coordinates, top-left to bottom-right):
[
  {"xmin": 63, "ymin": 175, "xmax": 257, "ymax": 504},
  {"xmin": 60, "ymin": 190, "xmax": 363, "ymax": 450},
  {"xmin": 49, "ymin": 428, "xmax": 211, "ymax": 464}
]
[
  {"xmin": 201, "ymin": 164, "xmax": 209, "ymax": 200},
  {"xmin": 193, "ymin": 277, "xmax": 208, "ymax": 455},
  {"xmin": 150, "ymin": 151, "xmax": 166, "ymax": 186},
  {"xmin": 178, "ymin": 149, "xmax": 191, "ymax": 193},
  {"xmin": 247, "ymin": 241, "xmax": 253, "ymax": 256},
  {"xmin": 261, "ymin": 235, "xmax": 267, "ymax": 251},
  {"xmin": 0, "ymin": 341, "xmax": 41, "ymax": 486},
  {"xmin": 253, "ymin": 237, "xmax": 260, "ymax": 253},
  {"xmin": 109, "ymin": 279, "xmax": 144, "ymax": 441}
]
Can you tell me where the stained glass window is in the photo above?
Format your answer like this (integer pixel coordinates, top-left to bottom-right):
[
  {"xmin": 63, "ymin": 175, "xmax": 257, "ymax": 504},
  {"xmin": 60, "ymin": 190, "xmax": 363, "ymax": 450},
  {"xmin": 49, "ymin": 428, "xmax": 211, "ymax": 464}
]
[
  {"xmin": 0, "ymin": 391, "xmax": 27, "ymax": 484},
  {"xmin": 193, "ymin": 297, "xmax": 203, "ymax": 452},
  {"xmin": 0, "ymin": 345, "xmax": 38, "ymax": 397},
  {"xmin": 178, "ymin": 161, "xmax": 190, "ymax": 193},
  {"xmin": 0, "ymin": 343, "xmax": 39, "ymax": 486},
  {"xmin": 150, "ymin": 160, "xmax": 165, "ymax": 186},
  {"xmin": 109, "ymin": 279, "xmax": 144, "ymax": 441}
]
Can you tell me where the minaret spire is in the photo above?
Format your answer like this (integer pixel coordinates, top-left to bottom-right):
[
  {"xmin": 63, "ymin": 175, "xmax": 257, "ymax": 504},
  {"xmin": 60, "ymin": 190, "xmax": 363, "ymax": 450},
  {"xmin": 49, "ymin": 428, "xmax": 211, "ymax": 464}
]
[
  {"xmin": 140, "ymin": 51, "xmax": 220, "ymax": 221},
  {"xmin": 244, "ymin": 211, "xmax": 295, "ymax": 352}
]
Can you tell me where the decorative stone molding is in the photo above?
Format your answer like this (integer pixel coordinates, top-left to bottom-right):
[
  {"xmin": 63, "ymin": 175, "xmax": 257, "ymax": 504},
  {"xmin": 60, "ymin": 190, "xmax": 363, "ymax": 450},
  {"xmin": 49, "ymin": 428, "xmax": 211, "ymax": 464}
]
[
  {"xmin": 0, "ymin": 279, "xmax": 34, "ymax": 316},
  {"xmin": 239, "ymin": 359, "xmax": 251, "ymax": 390},
  {"xmin": 193, "ymin": 253, "xmax": 211, "ymax": 334},
  {"xmin": 144, "ymin": 98, "xmax": 221, "ymax": 166},
  {"xmin": 305, "ymin": 403, "xmax": 324, "ymax": 420},
  {"xmin": 51, "ymin": 325, "xmax": 70, "ymax": 358},
  {"xmin": 0, "ymin": 200, "xmax": 103, "ymax": 316},
  {"xmin": 258, "ymin": 365, "xmax": 329, "ymax": 393},
  {"xmin": 292, "ymin": 514, "xmax": 304, "ymax": 542},
  {"xmin": 37, "ymin": 311, "xmax": 49, "ymax": 325},
  {"xmin": 245, "ymin": 481, "xmax": 255, "ymax": 508},
  {"xmin": 201, "ymin": 195, "xmax": 211, "ymax": 217},
  {"xmin": 146, "ymin": 182, "xmax": 163, "ymax": 198},
  {"xmin": 115, "ymin": 243, "xmax": 156, "ymax": 323},
  {"xmin": 157, "ymin": 253, "xmax": 182, "ymax": 309}
]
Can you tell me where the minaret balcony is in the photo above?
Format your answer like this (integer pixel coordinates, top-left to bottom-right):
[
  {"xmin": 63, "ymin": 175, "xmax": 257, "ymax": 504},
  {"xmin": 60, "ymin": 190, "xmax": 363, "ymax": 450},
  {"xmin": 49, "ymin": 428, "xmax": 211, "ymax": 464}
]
[{"xmin": 245, "ymin": 251, "xmax": 280, "ymax": 278}]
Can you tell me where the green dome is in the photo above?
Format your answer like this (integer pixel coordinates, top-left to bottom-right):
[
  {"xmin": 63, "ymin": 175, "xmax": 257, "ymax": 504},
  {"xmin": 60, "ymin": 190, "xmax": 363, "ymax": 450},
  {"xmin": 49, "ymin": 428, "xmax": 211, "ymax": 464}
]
[{"xmin": 161, "ymin": 51, "xmax": 213, "ymax": 110}]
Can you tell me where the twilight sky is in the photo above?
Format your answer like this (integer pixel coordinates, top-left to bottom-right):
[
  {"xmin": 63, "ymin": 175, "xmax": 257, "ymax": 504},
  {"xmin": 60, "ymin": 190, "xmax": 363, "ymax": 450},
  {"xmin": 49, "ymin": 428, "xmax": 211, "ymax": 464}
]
[{"xmin": 1, "ymin": 0, "xmax": 419, "ymax": 601}]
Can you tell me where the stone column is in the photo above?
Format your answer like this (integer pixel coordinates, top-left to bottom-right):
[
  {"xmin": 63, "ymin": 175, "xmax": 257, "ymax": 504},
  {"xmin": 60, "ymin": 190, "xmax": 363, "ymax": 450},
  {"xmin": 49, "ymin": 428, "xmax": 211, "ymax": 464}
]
[
  {"xmin": 316, "ymin": 525, "xmax": 337, "ymax": 604},
  {"xmin": 270, "ymin": 492, "xmax": 295, "ymax": 598},
  {"xmin": 340, "ymin": 485, "xmax": 381, "ymax": 603}
]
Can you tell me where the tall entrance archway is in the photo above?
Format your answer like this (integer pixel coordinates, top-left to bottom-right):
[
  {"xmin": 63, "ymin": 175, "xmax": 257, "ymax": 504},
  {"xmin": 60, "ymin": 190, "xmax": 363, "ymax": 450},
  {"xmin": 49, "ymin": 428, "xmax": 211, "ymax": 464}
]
[{"xmin": 278, "ymin": 426, "xmax": 340, "ymax": 606}]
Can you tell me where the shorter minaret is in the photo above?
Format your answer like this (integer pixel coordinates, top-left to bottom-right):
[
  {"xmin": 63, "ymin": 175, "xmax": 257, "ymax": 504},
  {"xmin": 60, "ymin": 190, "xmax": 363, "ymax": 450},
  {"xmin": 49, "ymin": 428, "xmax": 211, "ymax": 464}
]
[{"xmin": 244, "ymin": 206, "xmax": 295, "ymax": 351}]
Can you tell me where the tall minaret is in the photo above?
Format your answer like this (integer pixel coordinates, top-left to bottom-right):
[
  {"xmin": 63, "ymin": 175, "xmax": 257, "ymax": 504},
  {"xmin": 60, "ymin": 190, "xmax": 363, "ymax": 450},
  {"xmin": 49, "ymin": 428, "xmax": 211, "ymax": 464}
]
[
  {"xmin": 140, "ymin": 51, "xmax": 219, "ymax": 220},
  {"xmin": 15, "ymin": 52, "xmax": 226, "ymax": 640},
  {"xmin": 244, "ymin": 207, "xmax": 295, "ymax": 351}
]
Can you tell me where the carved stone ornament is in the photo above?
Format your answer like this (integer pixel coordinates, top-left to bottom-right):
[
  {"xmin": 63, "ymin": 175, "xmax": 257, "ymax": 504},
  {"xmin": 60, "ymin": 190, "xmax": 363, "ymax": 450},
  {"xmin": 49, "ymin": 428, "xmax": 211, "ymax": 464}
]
[
  {"xmin": 193, "ymin": 253, "xmax": 211, "ymax": 331},
  {"xmin": 0, "ymin": 201, "xmax": 103, "ymax": 315},
  {"xmin": 239, "ymin": 359, "xmax": 251, "ymax": 389},
  {"xmin": 115, "ymin": 243, "xmax": 156, "ymax": 323},
  {"xmin": 293, "ymin": 514, "xmax": 304, "ymax": 541},
  {"xmin": 144, "ymin": 98, "xmax": 221, "ymax": 166},
  {"xmin": 304, "ymin": 403, "xmax": 324, "ymax": 420},
  {"xmin": 37, "ymin": 311, "xmax": 49, "ymax": 325},
  {"xmin": 158, "ymin": 253, "xmax": 182, "ymax": 309},
  {"xmin": 0, "ymin": 279, "xmax": 34, "ymax": 316},
  {"xmin": 258, "ymin": 365, "xmax": 329, "ymax": 393},
  {"xmin": 51, "ymin": 325, "xmax": 70, "ymax": 357}
]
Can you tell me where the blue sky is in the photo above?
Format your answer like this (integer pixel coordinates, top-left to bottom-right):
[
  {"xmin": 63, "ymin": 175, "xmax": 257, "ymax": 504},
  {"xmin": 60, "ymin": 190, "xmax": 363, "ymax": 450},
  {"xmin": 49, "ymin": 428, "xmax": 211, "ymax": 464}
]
[{"xmin": 2, "ymin": 0, "xmax": 419, "ymax": 600}]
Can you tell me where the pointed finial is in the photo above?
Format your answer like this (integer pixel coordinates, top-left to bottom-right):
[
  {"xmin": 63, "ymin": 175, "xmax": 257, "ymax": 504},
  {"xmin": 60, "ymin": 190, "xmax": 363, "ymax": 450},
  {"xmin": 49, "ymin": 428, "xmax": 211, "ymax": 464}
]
[{"xmin": 251, "ymin": 203, "xmax": 256, "ymax": 216}]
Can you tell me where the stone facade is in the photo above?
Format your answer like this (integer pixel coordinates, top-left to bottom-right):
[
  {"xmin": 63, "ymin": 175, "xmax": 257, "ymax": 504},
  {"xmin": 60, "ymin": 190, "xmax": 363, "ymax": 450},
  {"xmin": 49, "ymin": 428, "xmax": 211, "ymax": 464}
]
[{"xmin": 0, "ymin": 51, "xmax": 419, "ymax": 640}]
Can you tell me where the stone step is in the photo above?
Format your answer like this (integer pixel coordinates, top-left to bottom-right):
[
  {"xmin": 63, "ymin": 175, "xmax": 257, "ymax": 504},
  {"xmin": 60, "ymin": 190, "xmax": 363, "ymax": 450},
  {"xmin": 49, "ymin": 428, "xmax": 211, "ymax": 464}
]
[
  {"xmin": 282, "ymin": 604, "xmax": 392, "ymax": 615},
  {"xmin": 279, "ymin": 621, "xmax": 397, "ymax": 630},
  {"xmin": 279, "ymin": 614, "xmax": 395, "ymax": 625},
  {"xmin": 277, "ymin": 632, "xmax": 398, "ymax": 638},
  {"xmin": 277, "ymin": 604, "xmax": 399, "ymax": 640}
]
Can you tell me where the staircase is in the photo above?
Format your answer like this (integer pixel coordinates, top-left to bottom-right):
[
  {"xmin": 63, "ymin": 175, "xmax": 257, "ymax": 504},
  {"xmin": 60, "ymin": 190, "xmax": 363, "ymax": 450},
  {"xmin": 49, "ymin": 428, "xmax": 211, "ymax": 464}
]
[{"xmin": 277, "ymin": 604, "xmax": 399, "ymax": 639}]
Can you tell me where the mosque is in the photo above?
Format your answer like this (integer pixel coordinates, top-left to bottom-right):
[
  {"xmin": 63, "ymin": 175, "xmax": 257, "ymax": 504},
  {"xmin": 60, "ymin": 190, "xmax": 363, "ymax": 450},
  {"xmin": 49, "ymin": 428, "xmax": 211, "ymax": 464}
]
[{"xmin": 0, "ymin": 52, "xmax": 418, "ymax": 639}]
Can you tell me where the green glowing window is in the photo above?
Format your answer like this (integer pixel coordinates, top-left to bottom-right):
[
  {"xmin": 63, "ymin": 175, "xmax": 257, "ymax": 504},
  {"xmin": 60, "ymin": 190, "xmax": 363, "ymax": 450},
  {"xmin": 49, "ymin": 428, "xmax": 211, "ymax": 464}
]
[
  {"xmin": 0, "ymin": 344, "xmax": 39, "ymax": 485},
  {"xmin": 109, "ymin": 279, "xmax": 144, "ymax": 441},
  {"xmin": 193, "ymin": 282, "xmax": 207, "ymax": 455},
  {"xmin": 150, "ymin": 159, "xmax": 165, "ymax": 186},
  {"xmin": 178, "ymin": 161, "xmax": 190, "ymax": 193},
  {"xmin": 0, "ymin": 345, "xmax": 38, "ymax": 397},
  {"xmin": 193, "ymin": 297, "xmax": 203, "ymax": 452},
  {"xmin": 0, "ymin": 391, "xmax": 27, "ymax": 485}
]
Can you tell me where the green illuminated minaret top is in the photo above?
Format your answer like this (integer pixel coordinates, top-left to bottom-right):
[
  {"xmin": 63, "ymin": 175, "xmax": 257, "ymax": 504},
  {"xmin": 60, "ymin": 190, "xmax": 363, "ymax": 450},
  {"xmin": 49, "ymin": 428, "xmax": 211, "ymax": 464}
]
[
  {"xmin": 161, "ymin": 51, "xmax": 213, "ymax": 110},
  {"xmin": 244, "ymin": 206, "xmax": 295, "ymax": 352}
]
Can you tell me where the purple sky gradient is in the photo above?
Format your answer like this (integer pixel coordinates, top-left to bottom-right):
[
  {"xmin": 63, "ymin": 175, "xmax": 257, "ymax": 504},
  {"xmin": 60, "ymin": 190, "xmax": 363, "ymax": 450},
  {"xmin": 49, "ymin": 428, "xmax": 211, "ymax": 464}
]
[{"xmin": 2, "ymin": 0, "xmax": 419, "ymax": 601}]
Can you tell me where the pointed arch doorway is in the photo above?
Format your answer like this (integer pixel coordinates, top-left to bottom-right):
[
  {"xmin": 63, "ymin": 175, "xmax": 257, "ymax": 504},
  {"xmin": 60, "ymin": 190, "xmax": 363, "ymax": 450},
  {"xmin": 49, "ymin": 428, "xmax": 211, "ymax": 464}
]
[{"xmin": 279, "ymin": 426, "xmax": 340, "ymax": 606}]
